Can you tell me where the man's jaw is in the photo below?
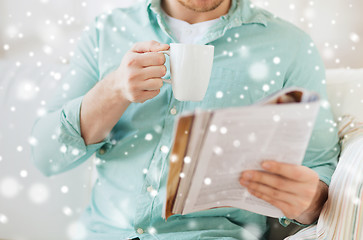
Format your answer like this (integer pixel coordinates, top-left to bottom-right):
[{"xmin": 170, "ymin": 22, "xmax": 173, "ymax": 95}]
[{"xmin": 176, "ymin": 0, "xmax": 226, "ymax": 13}]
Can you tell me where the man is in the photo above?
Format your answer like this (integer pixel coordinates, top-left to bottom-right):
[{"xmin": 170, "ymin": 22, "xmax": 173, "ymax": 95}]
[{"xmin": 31, "ymin": 0, "xmax": 340, "ymax": 239}]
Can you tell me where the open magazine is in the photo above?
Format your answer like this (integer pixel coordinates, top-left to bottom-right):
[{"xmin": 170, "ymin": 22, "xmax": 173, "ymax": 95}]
[{"xmin": 162, "ymin": 87, "xmax": 321, "ymax": 220}]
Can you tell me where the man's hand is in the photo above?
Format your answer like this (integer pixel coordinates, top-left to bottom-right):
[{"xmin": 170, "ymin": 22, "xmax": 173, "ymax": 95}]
[
  {"xmin": 112, "ymin": 40, "xmax": 170, "ymax": 103},
  {"xmin": 239, "ymin": 161, "xmax": 328, "ymax": 224}
]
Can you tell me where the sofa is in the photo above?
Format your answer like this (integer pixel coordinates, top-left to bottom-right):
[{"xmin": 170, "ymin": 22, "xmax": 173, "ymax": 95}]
[
  {"xmin": 282, "ymin": 69, "xmax": 363, "ymax": 240},
  {"xmin": 0, "ymin": 58, "xmax": 362, "ymax": 240}
]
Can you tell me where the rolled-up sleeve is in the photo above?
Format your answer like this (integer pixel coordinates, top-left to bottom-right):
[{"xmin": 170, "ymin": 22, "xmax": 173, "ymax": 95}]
[
  {"xmin": 58, "ymin": 95, "xmax": 110, "ymax": 157},
  {"xmin": 31, "ymin": 16, "xmax": 111, "ymax": 177}
]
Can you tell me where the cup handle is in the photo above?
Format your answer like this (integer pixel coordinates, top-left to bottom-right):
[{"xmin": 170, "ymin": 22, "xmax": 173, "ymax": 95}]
[{"xmin": 159, "ymin": 50, "xmax": 172, "ymax": 84}]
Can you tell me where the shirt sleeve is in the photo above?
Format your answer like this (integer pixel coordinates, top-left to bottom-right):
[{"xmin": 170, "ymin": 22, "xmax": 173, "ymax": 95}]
[
  {"xmin": 278, "ymin": 34, "xmax": 340, "ymax": 226},
  {"xmin": 31, "ymin": 17, "xmax": 111, "ymax": 177}
]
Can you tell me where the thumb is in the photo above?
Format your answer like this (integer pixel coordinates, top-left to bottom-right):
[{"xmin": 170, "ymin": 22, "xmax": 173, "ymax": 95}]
[{"xmin": 131, "ymin": 40, "xmax": 170, "ymax": 53}]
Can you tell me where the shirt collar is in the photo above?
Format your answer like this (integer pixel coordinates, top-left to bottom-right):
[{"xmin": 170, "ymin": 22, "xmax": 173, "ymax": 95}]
[{"xmin": 146, "ymin": 0, "xmax": 268, "ymax": 27}]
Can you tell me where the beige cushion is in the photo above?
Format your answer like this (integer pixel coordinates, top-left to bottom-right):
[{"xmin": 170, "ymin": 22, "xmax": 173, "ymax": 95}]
[{"xmin": 326, "ymin": 68, "xmax": 363, "ymax": 121}]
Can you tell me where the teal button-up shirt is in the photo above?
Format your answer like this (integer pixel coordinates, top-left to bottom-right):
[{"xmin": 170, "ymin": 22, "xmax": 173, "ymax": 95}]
[{"xmin": 31, "ymin": 0, "xmax": 340, "ymax": 239}]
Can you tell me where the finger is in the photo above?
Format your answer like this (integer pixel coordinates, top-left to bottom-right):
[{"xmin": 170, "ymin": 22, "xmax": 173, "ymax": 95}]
[
  {"xmin": 139, "ymin": 89, "xmax": 160, "ymax": 102},
  {"xmin": 131, "ymin": 40, "xmax": 170, "ymax": 53},
  {"xmin": 141, "ymin": 78, "xmax": 163, "ymax": 91},
  {"xmin": 142, "ymin": 65, "xmax": 167, "ymax": 79},
  {"xmin": 248, "ymin": 190, "xmax": 295, "ymax": 218},
  {"xmin": 241, "ymin": 180, "xmax": 296, "ymax": 202},
  {"xmin": 137, "ymin": 52, "xmax": 166, "ymax": 67},
  {"xmin": 240, "ymin": 171, "xmax": 300, "ymax": 194},
  {"xmin": 261, "ymin": 161, "xmax": 315, "ymax": 182}
]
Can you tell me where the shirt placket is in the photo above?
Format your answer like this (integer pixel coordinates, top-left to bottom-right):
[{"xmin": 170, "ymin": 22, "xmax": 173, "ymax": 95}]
[
  {"xmin": 131, "ymin": 7, "xmax": 179, "ymax": 236},
  {"xmin": 132, "ymin": 95, "xmax": 184, "ymax": 238}
]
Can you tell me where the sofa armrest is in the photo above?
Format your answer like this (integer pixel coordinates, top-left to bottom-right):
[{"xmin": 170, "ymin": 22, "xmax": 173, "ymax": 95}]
[
  {"xmin": 285, "ymin": 115, "xmax": 363, "ymax": 240},
  {"xmin": 316, "ymin": 135, "xmax": 363, "ymax": 239}
]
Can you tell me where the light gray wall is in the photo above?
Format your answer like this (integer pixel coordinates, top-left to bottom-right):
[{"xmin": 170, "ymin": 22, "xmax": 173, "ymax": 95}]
[{"xmin": 253, "ymin": 0, "xmax": 363, "ymax": 68}]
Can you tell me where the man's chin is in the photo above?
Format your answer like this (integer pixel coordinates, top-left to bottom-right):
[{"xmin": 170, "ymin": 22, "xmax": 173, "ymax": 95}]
[{"xmin": 177, "ymin": 0, "xmax": 225, "ymax": 12}]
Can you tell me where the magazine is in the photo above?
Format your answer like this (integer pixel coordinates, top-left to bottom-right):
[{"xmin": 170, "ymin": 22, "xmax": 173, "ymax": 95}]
[{"xmin": 163, "ymin": 87, "xmax": 320, "ymax": 220}]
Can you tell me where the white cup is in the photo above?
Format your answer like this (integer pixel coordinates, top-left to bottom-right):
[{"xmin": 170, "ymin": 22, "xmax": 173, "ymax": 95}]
[{"xmin": 161, "ymin": 43, "xmax": 214, "ymax": 102}]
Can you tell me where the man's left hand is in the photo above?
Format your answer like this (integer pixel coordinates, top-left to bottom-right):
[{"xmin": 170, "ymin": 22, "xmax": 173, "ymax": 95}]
[{"xmin": 239, "ymin": 160, "xmax": 328, "ymax": 224}]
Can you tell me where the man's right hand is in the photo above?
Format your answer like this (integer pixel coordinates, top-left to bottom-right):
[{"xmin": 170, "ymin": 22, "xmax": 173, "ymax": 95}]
[{"xmin": 111, "ymin": 40, "xmax": 170, "ymax": 103}]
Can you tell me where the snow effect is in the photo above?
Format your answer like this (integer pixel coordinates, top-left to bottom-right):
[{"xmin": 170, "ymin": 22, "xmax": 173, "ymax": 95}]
[
  {"xmin": 145, "ymin": 133, "xmax": 153, "ymax": 141},
  {"xmin": 148, "ymin": 226, "xmax": 157, "ymax": 235},
  {"xmin": 213, "ymin": 146, "xmax": 223, "ymax": 155},
  {"xmin": 204, "ymin": 178, "xmax": 212, "ymax": 185},
  {"xmin": 249, "ymin": 62, "xmax": 269, "ymax": 81},
  {"xmin": 233, "ymin": 140, "xmax": 241, "ymax": 148},
  {"xmin": 1, "ymin": 177, "xmax": 21, "ymax": 198},
  {"xmin": 220, "ymin": 126, "xmax": 228, "ymax": 134},
  {"xmin": 248, "ymin": 132, "xmax": 257, "ymax": 143},
  {"xmin": 63, "ymin": 206, "xmax": 73, "ymax": 216},
  {"xmin": 61, "ymin": 185, "xmax": 69, "ymax": 193},
  {"xmin": 0, "ymin": 0, "xmax": 361, "ymax": 239},
  {"xmin": 60, "ymin": 145, "xmax": 67, "ymax": 153},
  {"xmin": 216, "ymin": 91, "xmax": 224, "ymax": 98},
  {"xmin": 37, "ymin": 107, "xmax": 46, "ymax": 116},
  {"xmin": 150, "ymin": 189, "xmax": 158, "ymax": 197},
  {"xmin": 273, "ymin": 114, "xmax": 281, "ymax": 122},
  {"xmin": 184, "ymin": 156, "xmax": 191, "ymax": 164},
  {"xmin": 187, "ymin": 219, "xmax": 198, "ymax": 229},
  {"xmin": 209, "ymin": 124, "xmax": 217, "ymax": 132},
  {"xmin": 262, "ymin": 84, "xmax": 270, "ymax": 92},
  {"xmin": 67, "ymin": 221, "xmax": 87, "ymax": 240},
  {"xmin": 19, "ymin": 170, "xmax": 28, "ymax": 178},
  {"xmin": 170, "ymin": 154, "xmax": 178, "ymax": 162},
  {"xmin": 160, "ymin": 145, "xmax": 169, "ymax": 154},
  {"xmin": 350, "ymin": 32, "xmax": 360, "ymax": 43},
  {"xmin": 0, "ymin": 214, "xmax": 8, "ymax": 224},
  {"xmin": 3, "ymin": 44, "xmax": 10, "ymax": 51},
  {"xmin": 28, "ymin": 183, "xmax": 49, "ymax": 204},
  {"xmin": 273, "ymin": 57, "xmax": 281, "ymax": 64},
  {"xmin": 28, "ymin": 136, "xmax": 38, "ymax": 146},
  {"xmin": 239, "ymin": 45, "xmax": 250, "ymax": 58}
]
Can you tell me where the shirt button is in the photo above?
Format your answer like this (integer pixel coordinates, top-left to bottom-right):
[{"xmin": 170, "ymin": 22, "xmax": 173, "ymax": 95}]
[
  {"xmin": 99, "ymin": 148, "xmax": 105, "ymax": 155},
  {"xmin": 137, "ymin": 228, "xmax": 144, "ymax": 234},
  {"xmin": 147, "ymin": 186, "xmax": 153, "ymax": 192},
  {"xmin": 170, "ymin": 107, "xmax": 177, "ymax": 115}
]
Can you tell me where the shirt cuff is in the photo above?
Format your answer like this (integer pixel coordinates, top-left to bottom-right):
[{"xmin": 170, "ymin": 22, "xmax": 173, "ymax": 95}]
[
  {"xmin": 279, "ymin": 216, "xmax": 316, "ymax": 228},
  {"xmin": 57, "ymin": 96, "xmax": 111, "ymax": 156}
]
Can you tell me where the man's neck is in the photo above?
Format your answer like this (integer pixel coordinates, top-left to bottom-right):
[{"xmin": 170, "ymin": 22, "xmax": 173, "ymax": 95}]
[{"xmin": 161, "ymin": 0, "xmax": 231, "ymax": 24}]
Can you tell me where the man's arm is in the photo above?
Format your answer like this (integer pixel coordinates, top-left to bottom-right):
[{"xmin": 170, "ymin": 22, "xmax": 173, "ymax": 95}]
[
  {"xmin": 239, "ymin": 33, "xmax": 339, "ymax": 225},
  {"xmin": 31, "ymin": 17, "xmax": 107, "ymax": 176},
  {"xmin": 31, "ymin": 17, "xmax": 168, "ymax": 176},
  {"xmin": 80, "ymin": 41, "xmax": 169, "ymax": 145}
]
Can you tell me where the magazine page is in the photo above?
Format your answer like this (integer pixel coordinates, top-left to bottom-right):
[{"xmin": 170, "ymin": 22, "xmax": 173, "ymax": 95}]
[
  {"xmin": 163, "ymin": 114, "xmax": 194, "ymax": 220},
  {"xmin": 182, "ymin": 101, "xmax": 320, "ymax": 218},
  {"xmin": 173, "ymin": 111, "xmax": 212, "ymax": 214},
  {"xmin": 255, "ymin": 86, "xmax": 319, "ymax": 105}
]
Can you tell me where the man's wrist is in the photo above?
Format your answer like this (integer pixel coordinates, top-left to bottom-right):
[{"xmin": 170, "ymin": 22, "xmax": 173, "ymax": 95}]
[
  {"xmin": 294, "ymin": 180, "xmax": 328, "ymax": 224},
  {"xmin": 102, "ymin": 71, "xmax": 131, "ymax": 106}
]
